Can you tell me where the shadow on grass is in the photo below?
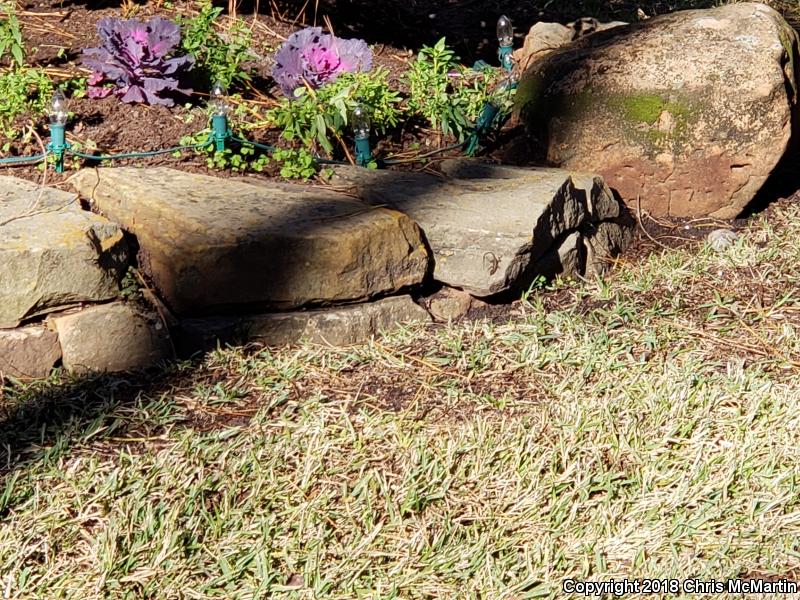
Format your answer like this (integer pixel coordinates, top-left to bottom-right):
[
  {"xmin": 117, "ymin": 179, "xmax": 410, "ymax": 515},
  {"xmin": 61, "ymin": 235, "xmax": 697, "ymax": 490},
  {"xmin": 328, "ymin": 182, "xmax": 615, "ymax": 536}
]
[
  {"xmin": 0, "ymin": 368, "xmax": 178, "ymax": 482},
  {"xmin": 0, "ymin": 153, "xmax": 632, "ymax": 478}
]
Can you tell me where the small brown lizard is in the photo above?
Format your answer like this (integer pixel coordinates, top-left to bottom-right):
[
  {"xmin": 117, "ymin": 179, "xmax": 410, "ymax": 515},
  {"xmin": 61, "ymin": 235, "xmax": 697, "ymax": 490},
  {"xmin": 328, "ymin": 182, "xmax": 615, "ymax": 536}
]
[{"xmin": 482, "ymin": 251, "xmax": 500, "ymax": 275}]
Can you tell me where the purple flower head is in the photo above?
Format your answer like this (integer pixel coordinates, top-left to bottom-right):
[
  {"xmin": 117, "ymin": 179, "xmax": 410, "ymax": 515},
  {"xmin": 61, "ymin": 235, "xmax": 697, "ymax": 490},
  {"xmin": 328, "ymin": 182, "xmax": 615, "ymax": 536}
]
[
  {"xmin": 82, "ymin": 16, "xmax": 194, "ymax": 106},
  {"xmin": 272, "ymin": 27, "xmax": 372, "ymax": 97}
]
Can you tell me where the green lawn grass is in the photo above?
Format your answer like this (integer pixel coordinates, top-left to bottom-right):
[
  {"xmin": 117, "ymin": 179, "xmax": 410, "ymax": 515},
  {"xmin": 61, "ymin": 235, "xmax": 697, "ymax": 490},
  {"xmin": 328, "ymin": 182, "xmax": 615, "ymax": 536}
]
[{"xmin": 1, "ymin": 200, "xmax": 800, "ymax": 598}]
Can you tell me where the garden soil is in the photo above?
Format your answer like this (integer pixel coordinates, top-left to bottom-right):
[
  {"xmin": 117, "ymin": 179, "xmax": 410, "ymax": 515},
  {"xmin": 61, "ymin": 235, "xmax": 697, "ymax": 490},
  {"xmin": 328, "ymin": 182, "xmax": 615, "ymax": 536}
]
[{"xmin": 4, "ymin": 0, "xmax": 800, "ymax": 284}]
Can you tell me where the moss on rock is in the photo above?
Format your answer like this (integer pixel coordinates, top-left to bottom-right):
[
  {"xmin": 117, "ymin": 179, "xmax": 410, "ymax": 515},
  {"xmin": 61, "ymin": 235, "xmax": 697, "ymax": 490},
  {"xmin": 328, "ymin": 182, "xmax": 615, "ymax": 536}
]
[
  {"xmin": 527, "ymin": 88, "xmax": 696, "ymax": 153},
  {"xmin": 614, "ymin": 93, "xmax": 666, "ymax": 125}
]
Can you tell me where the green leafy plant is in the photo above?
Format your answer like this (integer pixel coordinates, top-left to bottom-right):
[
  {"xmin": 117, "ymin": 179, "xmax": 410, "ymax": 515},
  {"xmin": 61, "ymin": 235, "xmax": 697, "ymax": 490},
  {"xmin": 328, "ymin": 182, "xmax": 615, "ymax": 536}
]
[
  {"xmin": 272, "ymin": 147, "xmax": 317, "ymax": 180},
  {"xmin": 66, "ymin": 76, "xmax": 88, "ymax": 99},
  {"xmin": 266, "ymin": 68, "xmax": 401, "ymax": 155},
  {"xmin": 178, "ymin": 130, "xmax": 317, "ymax": 179},
  {"xmin": 406, "ymin": 38, "xmax": 502, "ymax": 141},
  {"xmin": 0, "ymin": 67, "xmax": 54, "ymax": 148},
  {"xmin": 119, "ymin": 267, "xmax": 144, "ymax": 302},
  {"xmin": 177, "ymin": 129, "xmax": 270, "ymax": 173},
  {"xmin": 459, "ymin": 65, "xmax": 510, "ymax": 122},
  {"xmin": 0, "ymin": 2, "xmax": 24, "ymax": 68},
  {"xmin": 178, "ymin": 0, "xmax": 254, "ymax": 89}
]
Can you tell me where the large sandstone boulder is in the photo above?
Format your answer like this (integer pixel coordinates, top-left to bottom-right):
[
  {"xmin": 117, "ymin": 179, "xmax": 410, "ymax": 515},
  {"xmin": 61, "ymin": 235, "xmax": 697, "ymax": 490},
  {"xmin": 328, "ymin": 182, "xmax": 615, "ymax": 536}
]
[
  {"xmin": 332, "ymin": 160, "xmax": 630, "ymax": 296},
  {"xmin": 511, "ymin": 3, "xmax": 799, "ymax": 219},
  {"xmin": 513, "ymin": 18, "xmax": 627, "ymax": 73},
  {"xmin": 70, "ymin": 168, "xmax": 430, "ymax": 314},
  {"xmin": 0, "ymin": 176, "xmax": 127, "ymax": 328}
]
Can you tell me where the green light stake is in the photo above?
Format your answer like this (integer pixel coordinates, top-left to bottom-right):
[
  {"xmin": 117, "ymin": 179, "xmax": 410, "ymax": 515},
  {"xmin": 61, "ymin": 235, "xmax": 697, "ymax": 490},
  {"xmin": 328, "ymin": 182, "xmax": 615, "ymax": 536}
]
[
  {"xmin": 212, "ymin": 114, "xmax": 228, "ymax": 152},
  {"xmin": 47, "ymin": 90, "xmax": 69, "ymax": 173},
  {"xmin": 465, "ymin": 72, "xmax": 519, "ymax": 157},
  {"xmin": 497, "ymin": 15, "xmax": 514, "ymax": 71},
  {"xmin": 353, "ymin": 105, "xmax": 372, "ymax": 166},
  {"xmin": 465, "ymin": 102, "xmax": 498, "ymax": 156},
  {"xmin": 476, "ymin": 102, "xmax": 500, "ymax": 135},
  {"xmin": 209, "ymin": 81, "xmax": 230, "ymax": 152}
]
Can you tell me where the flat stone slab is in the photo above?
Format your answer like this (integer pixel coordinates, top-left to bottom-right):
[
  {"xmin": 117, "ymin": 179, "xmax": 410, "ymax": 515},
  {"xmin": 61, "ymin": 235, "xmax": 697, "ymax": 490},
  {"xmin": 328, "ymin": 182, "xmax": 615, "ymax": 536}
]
[
  {"xmin": 332, "ymin": 161, "xmax": 624, "ymax": 296},
  {"xmin": 70, "ymin": 168, "xmax": 430, "ymax": 315},
  {"xmin": 437, "ymin": 159, "xmax": 621, "ymax": 223},
  {"xmin": 0, "ymin": 324, "xmax": 61, "ymax": 379},
  {"xmin": 179, "ymin": 295, "xmax": 430, "ymax": 350},
  {"xmin": 50, "ymin": 302, "xmax": 171, "ymax": 374},
  {"xmin": 0, "ymin": 176, "xmax": 127, "ymax": 328}
]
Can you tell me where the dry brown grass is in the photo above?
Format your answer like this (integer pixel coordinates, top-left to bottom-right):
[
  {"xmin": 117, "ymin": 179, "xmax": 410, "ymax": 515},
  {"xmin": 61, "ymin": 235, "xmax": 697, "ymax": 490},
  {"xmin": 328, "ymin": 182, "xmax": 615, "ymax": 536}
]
[{"xmin": 1, "ymin": 196, "xmax": 799, "ymax": 597}]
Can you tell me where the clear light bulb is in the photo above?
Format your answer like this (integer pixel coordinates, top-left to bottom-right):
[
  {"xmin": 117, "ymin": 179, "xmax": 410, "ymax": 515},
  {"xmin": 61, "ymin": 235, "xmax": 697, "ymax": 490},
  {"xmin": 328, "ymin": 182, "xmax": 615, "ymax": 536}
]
[
  {"xmin": 49, "ymin": 90, "xmax": 68, "ymax": 126},
  {"xmin": 209, "ymin": 81, "xmax": 229, "ymax": 117},
  {"xmin": 497, "ymin": 15, "xmax": 514, "ymax": 47},
  {"xmin": 353, "ymin": 105, "xmax": 370, "ymax": 140}
]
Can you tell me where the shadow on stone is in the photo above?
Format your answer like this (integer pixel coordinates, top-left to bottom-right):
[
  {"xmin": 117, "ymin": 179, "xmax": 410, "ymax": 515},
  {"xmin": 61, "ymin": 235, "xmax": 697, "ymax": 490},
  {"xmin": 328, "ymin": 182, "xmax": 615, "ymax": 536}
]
[{"xmin": 1, "ymin": 157, "xmax": 633, "ymax": 477}]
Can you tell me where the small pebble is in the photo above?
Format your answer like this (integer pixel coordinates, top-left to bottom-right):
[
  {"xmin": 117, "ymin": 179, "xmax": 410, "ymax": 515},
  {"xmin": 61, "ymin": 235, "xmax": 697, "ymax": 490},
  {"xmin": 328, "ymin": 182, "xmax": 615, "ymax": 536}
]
[{"xmin": 708, "ymin": 228, "xmax": 739, "ymax": 252}]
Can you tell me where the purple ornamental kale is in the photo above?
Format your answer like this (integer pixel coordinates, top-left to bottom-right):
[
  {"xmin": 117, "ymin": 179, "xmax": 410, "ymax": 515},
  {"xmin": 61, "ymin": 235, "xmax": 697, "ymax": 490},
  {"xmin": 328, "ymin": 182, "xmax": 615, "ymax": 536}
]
[
  {"xmin": 82, "ymin": 16, "xmax": 194, "ymax": 107},
  {"xmin": 272, "ymin": 27, "xmax": 372, "ymax": 97}
]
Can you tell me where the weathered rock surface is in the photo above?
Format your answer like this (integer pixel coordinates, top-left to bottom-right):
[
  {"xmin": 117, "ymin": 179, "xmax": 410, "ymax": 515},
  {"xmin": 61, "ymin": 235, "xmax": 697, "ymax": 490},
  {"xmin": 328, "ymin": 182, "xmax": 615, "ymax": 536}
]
[
  {"xmin": 513, "ymin": 18, "xmax": 627, "ymax": 72},
  {"xmin": 437, "ymin": 159, "xmax": 622, "ymax": 222},
  {"xmin": 585, "ymin": 220, "xmax": 635, "ymax": 274},
  {"xmin": 70, "ymin": 168, "xmax": 429, "ymax": 314},
  {"xmin": 0, "ymin": 325, "xmax": 61, "ymax": 379},
  {"xmin": 426, "ymin": 287, "xmax": 475, "ymax": 322},
  {"xmin": 512, "ymin": 2, "xmax": 799, "ymax": 219},
  {"xmin": 0, "ymin": 176, "xmax": 127, "ymax": 328},
  {"xmin": 530, "ymin": 231, "xmax": 584, "ymax": 280},
  {"xmin": 332, "ymin": 160, "xmax": 628, "ymax": 296},
  {"xmin": 179, "ymin": 295, "xmax": 430, "ymax": 351},
  {"xmin": 528, "ymin": 217, "xmax": 634, "ymax": 280},
  {"xmin": 51, "ymin": 302, "xmax": 171, "ymax": 374}
]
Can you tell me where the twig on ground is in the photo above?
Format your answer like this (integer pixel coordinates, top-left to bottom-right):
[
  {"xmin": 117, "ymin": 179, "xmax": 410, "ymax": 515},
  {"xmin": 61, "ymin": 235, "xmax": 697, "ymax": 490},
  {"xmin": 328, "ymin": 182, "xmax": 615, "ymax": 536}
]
[{"xmin": 636, "ymin": 194, "xmax": 671, "ymax": 250}]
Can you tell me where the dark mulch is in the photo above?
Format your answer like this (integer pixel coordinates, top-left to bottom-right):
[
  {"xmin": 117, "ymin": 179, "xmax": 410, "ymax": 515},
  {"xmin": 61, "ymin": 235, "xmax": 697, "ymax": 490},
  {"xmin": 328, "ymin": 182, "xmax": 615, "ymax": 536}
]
[
  {"xmin": 3, "ymin": 0, "xmax": 799, "ymax": 266},
  {"xmin": 6, "ymin": 0, "xmax": 796, "ymax": 180}
]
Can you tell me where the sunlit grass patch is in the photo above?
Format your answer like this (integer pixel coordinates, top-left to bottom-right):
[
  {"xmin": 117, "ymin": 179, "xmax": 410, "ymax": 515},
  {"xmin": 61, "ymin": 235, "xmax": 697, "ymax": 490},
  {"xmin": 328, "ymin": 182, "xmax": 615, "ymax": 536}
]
[{"xmin": 1, "ymin": 201, "xmax": 800, "ymax": 598}]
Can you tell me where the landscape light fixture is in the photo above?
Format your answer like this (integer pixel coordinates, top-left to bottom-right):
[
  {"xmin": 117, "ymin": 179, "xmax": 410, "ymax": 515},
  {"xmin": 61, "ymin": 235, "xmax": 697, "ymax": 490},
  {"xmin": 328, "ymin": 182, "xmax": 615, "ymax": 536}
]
[
  {"xmin": 209, "ymin": 81, "xmax": 231, "ymax": 152},
  {"xmin": 497, "ymin": 15, "xmax": 514, "ymax": 71},
  {"xmin": 47, "ymin": 89, "xmax": 70, "ymax": 173},
  {"xmin": 465, "ymin": 70, "xmax": 520, "ymax": 156},
  {"xmin": 352, "ymin": 105, "xmax": 372, "ymax": 166},
  {"xmin": 478, "ymin": 71, "xmax": 519, "ymax": 132}
]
